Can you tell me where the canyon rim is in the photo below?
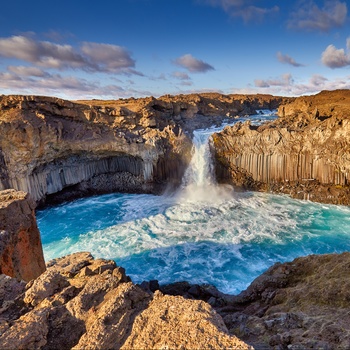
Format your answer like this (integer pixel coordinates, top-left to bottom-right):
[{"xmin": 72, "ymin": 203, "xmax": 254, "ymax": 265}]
[{"xmin": 1, "ymin": 90, "xmax": 350, "ymax": 349}]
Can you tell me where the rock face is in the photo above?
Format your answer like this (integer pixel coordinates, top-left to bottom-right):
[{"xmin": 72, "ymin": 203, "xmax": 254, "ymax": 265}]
[
  {"xmin": 0, "ymin": 189, "xmax": 45, "ymax": 282},
  {"xmin": 0, "ymin": 93, "xmax": 286, "ymax": 206},
  {"xmin": 212, "ymin": 89, "xmax": 350, "ymax": 204},
  {"xmin": 0, "ymin": 252, "xmax": 250, "ymax": 350},
  {"xmin": 218, "ymin": 252, "xmax": 350, "ymax": 349}
]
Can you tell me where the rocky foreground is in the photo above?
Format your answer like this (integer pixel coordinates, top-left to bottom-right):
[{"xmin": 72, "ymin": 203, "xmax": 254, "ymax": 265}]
[
  {"xmin": 0, "ymin": 252, "xmax": 250, "ymax": 350},
  {"xmin": 213, "ymin": 89, "xmax": 350, "ymax": 204},
  {"xmin": 2, "ymin": 250, "xmax": 350, "ymax": 349}
]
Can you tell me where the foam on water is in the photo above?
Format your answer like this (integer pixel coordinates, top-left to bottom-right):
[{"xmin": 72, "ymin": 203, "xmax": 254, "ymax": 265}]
[{"xmin": 37, "ymin": 111, "xmax": 350, "ymax": 294}]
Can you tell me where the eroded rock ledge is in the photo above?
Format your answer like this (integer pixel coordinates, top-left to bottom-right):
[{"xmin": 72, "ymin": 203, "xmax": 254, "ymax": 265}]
[
  {"xmin": 0, "ymin": 252, "xmax": 250, "ymax": 350},
  {"xmin": 1, "ymin": 251, "xmax": 350, "ymax": 349},
  {"xmin": 212, "ymin": 90, "xmax": 350, "ymax": 204},
  {"xmin": 0, "ymin": 93, "xmax": 286, "ymax": 206}
]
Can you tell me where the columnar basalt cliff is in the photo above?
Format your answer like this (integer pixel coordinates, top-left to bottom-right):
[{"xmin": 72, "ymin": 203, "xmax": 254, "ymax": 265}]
[
  {"xmin": 0, "ymin": 189, "xmax": 45, "ymax": 281},
  {"xmin": 212, "ymin": 90, "xmax": 350, "ymax": 204},
  {"xmin": 0, "ymin": 93, "xmax": 286, "ymax": 205}
]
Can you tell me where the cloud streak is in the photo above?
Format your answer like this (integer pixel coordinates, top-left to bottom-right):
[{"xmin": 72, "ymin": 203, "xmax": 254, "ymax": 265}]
[
  {"xmin": 172, "ymin": 71, "xmax": 191, "ymax": 80},
  {"xmin": 243, "ymin": 73, "xmax": 350, "ymax": 96},
  {"xmin": 0, "ymin": 35, "xmax": 138, "ymax": 74},
  {"xmin": 198, "ymin": 0, "xmax": 279, "ymax": 22},
  {"xmin": 277, "ymin": 52, "xmax": 305, "ymax": 67},
  {"xmin": 174, "ymin": 54, "xmax": 214, "ymax": 73},
  {"xmin": 0, "ymin": 70, "xmax": 151, "ymax": 99},
  {"xmin": 288, "ymin": 0, "xmax": 347, "ymax": 32},
  {"xmin": 254, "ymin": 73, "xmax": 293, "ymax": 88}
]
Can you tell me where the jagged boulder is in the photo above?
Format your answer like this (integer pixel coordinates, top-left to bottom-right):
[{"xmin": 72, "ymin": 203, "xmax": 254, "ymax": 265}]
[{"xmin": 0, "ymin": 252, "xmax": 250, "ymax": 350}]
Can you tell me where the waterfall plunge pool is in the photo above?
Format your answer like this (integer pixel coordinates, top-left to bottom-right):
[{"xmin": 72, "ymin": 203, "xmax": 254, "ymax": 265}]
[{"xmin": 37, "ymin": 113, "xmax": 350, "ymax": 295}]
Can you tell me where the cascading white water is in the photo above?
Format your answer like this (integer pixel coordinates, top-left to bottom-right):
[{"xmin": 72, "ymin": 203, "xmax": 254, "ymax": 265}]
[
  {"xmin": 179, "ymin": 126, "xmax": 233, "ymax": 203},
  {"xmin": 182, "ymin": 129, "xmax": 216, "ymax": 187}
]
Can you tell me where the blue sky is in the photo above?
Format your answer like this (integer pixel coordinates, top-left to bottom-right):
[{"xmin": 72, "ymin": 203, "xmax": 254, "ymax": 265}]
[{"xmin": 0, "ymin": 0, "xmax": 349, "ymax": 99}]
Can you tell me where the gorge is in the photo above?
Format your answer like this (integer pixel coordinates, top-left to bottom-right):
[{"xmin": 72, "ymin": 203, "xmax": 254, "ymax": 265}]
[{"xmin": 1, "ymin": 90, "xmax": 350, "ymax": 349}]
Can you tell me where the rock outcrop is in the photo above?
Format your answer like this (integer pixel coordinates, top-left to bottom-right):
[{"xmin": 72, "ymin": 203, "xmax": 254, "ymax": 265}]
[
  {"xmin": 0, "ymin": 252, "xmax": 250, "ymax": 350},
  {"xmin": 212, "ymin": 89, "xmax": 350, "ymax": 204},
  {"xmin": 217, "ymin": 252, "xmax": 350, "ymax": 349},
  {"xmin": 2, "ymin": 250, "xmax": 350, "ymax": 349},
  {"xmin": 0, "ymin": 189, "xmax": 45, "ymax": 282},
  {"xmin": 0, "ymin": 93, "xmax": 286, "ymax": 206}
]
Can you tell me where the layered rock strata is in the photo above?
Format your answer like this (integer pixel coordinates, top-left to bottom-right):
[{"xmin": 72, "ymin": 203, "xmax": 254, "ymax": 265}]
[
  {"xmin": 0, "ymin": 93, "xmax": 286, "ymax": 206},
  {"xmin": 0, "ymin": 252, "xmax": 250, "ymax": 350},
  {"xmin": 212, "ymin": 89, "xmax": 350, "ymax": 204},
  {"xmin": 0, "ymin": 189, "xmax": 45, "ymax": 281}
]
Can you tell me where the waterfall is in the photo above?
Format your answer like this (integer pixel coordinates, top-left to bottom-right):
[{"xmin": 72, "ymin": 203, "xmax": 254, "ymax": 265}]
[
  {"xmin": 182, "ymin": 129, "xmax": 216, "ymax": 188},
  {"xmin": 177, "ymin": 112, "xmax": 279, "ymax": 204},
  {"xmin": 178, "ymin": 126, "xmax": 233, "ymax": 203}
]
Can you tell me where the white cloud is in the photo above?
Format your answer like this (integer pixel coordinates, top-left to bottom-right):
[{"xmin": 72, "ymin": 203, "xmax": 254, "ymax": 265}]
[
  {"xmin": 309, "ymin": 74, "xmax": 328, "ymax": 86},
  {"xmin": 81, "ymin": 42, "xmax": 135, "ymax": 72},
  {"xmin": 288, "ymin": 0, "xmax": 347, "ymax": 32},
  {"xmin": 172, "ymin": 71, "xmax": 191, "ymax": 80},
  {"xmin": 0, "ymin": 70, "xmax": 151, "ymax": 99},
  {"xmin": 0, "ymin": 35, "xmax": 139, "ymax": 74},
  {"xmin": 277, "ymin": 52, "xmax": 305, "ymax": 67},
  {"xmin": 254, "ymin": 73, "xmax": 293, "ymax": 88},
  {"xmin": 174, "ymin": 54, "xmax": 214, "ymax": 73},
  {"xmin": 0, "ymin": 36, "xmax": 85, "ymax": 69},
  {"xmin": 321, "ymin": 42, "xmax": 350, "ymax": 68},
  {"xmin": 236, "ymin": 5, "xmax": 279, "ymax": 22},
  {"xmin": 7, "ymin": 65, "xmax": 46, "ymax": 77},
  {"xmin": 198, "ymin": 0, "xmax": 279, "ymax": 22}
]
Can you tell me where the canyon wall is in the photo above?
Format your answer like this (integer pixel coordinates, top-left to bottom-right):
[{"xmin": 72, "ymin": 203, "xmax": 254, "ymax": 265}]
[
  {"xmin": 0, "ymin": 95, "xmax": 191, "ymax": 205},
  {"xmin": 212, "ymin": 90, "xmax": 350, "ymax": 204},
  {"xmin": 0, "ymin": 189, "xmax": 45, "ymax": 281},
  {"xmin": 0, "ymin": 93, "xmax": 286, "ymax": 205}
]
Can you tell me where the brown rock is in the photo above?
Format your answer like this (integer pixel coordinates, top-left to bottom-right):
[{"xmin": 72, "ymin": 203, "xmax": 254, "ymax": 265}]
[
  {"xmin": 0, "ymin": 93, "xmax": 286, "ymax": 205},
  {"xmin": 24, "ymin": 270, "xmax": 70, "ymax": 306},
  {"xmin": 0, "ymin": 189, "xmax": 46, "ymax": 281},
  {"xmin": 0, "ymin": 252, "xmax": 251, "ymax": 349},
  {"xmin": 219, "ymin": 252, "xmax": 350, "ymax": 349},
  {"xmin": 122, "ymin": 290, "xmax": 250, "ymax": 350}
]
